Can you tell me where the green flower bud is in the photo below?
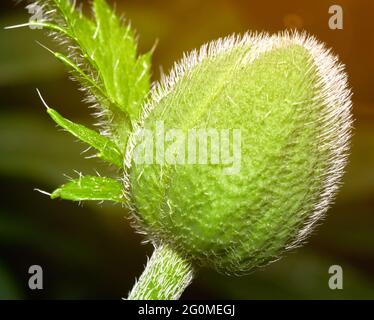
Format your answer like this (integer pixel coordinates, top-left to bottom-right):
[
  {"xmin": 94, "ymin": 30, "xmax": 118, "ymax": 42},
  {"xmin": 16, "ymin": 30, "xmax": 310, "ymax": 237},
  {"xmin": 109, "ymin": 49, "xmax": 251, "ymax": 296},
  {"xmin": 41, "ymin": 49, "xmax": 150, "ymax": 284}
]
[{"xmin": 124, "ymin": 32, "xmax": 352, "ymax": 275}]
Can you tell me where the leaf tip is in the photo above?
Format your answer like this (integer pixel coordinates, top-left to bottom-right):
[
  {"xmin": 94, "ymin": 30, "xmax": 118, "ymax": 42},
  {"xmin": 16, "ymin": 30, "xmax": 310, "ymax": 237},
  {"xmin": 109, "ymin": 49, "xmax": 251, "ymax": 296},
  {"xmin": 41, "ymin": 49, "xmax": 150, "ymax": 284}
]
[
  {"xmin": 34, "ymin": 188, "xmax": 53, "ymax": 198},
  {"xmin": 36, "ymin": 88, "xmax": 51, "ymax": 110}
]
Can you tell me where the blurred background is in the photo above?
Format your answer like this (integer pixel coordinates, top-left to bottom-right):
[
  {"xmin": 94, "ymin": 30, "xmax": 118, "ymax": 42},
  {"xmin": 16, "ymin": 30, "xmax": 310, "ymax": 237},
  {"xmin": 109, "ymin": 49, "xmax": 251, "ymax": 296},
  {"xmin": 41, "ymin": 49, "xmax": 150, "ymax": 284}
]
[{"xmin": 0, "ymin": 0, "xmax": 373, "ymax": 299}]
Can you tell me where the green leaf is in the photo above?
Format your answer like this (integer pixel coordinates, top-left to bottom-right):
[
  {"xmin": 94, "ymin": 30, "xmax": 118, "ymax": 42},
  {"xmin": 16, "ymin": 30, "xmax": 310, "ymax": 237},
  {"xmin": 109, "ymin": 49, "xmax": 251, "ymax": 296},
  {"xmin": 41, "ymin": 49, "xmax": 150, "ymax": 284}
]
[
  {"xmin": 51, "ymin": 176, "xmax": 124, "ymax": 203},
  {"xmin": 46, "ymin": 107, "xmax": 123, "ymax": 168},
  {"xmin": 33, "ymin": 0, "xmax": 152, "ymax": 148},
  {"xmin": 40, "ymin": 46, "xmax": 108, "ymax": 99},
  {"xmin": 92, "ymin": 0, "xmax": 152, "ymax": 118}
]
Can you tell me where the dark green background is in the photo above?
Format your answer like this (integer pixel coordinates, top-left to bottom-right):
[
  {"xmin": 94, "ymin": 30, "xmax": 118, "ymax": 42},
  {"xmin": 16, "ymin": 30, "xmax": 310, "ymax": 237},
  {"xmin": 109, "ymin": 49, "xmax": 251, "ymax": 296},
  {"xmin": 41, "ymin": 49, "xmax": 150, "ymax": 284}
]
[{"xmin": 0, "ymin": 0, "xmax": 373, "ymax": 299}]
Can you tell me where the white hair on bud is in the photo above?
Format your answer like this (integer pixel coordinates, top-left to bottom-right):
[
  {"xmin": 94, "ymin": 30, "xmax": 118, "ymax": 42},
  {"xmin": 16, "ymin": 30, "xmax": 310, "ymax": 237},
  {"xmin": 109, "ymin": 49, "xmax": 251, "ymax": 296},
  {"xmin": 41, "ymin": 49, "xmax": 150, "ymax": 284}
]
[{"xmin": 124, "ymin": 31, "xmax": 352, "ymax": 252}]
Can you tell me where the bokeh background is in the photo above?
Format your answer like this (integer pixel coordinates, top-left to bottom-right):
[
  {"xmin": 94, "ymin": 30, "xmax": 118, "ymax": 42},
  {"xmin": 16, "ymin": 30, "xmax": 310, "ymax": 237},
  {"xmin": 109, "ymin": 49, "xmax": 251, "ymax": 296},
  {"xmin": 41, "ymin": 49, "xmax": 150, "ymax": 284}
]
[{"xmin": 0, "ymin": 0, "xmax": 373, "ymax": 299}]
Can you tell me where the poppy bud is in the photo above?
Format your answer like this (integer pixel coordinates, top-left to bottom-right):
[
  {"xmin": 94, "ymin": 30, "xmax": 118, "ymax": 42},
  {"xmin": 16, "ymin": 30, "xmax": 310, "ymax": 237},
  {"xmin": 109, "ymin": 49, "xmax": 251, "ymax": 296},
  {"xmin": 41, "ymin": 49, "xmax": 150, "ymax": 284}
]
[{"xmin": 124, "ymin": 32, "xmax": 352, "ymax": 274}]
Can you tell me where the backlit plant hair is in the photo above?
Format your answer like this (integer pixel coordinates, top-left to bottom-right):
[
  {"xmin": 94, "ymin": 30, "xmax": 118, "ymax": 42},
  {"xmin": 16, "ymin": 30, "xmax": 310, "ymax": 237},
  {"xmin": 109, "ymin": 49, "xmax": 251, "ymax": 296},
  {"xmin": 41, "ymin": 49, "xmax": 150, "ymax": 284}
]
[{"xmin": 12, "ymin": 0, "xmax": 352, "ymax": 299}]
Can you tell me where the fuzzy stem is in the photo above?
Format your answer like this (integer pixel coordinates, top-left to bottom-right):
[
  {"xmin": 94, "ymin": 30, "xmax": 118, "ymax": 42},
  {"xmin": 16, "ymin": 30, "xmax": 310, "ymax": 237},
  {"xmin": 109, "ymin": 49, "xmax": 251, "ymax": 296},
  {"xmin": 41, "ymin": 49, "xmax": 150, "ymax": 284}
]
[{"xmin": 128, "ymin": 244, "xmax": 194, "ymax": 300}]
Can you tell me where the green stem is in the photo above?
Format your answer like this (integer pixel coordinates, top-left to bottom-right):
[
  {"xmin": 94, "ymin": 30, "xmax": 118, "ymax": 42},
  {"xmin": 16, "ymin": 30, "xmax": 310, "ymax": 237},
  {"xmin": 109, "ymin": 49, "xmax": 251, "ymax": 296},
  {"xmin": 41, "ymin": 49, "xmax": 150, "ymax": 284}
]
[{"xmin": 128, "ymin": 244, "xmax": 194, "ymax": 300}]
